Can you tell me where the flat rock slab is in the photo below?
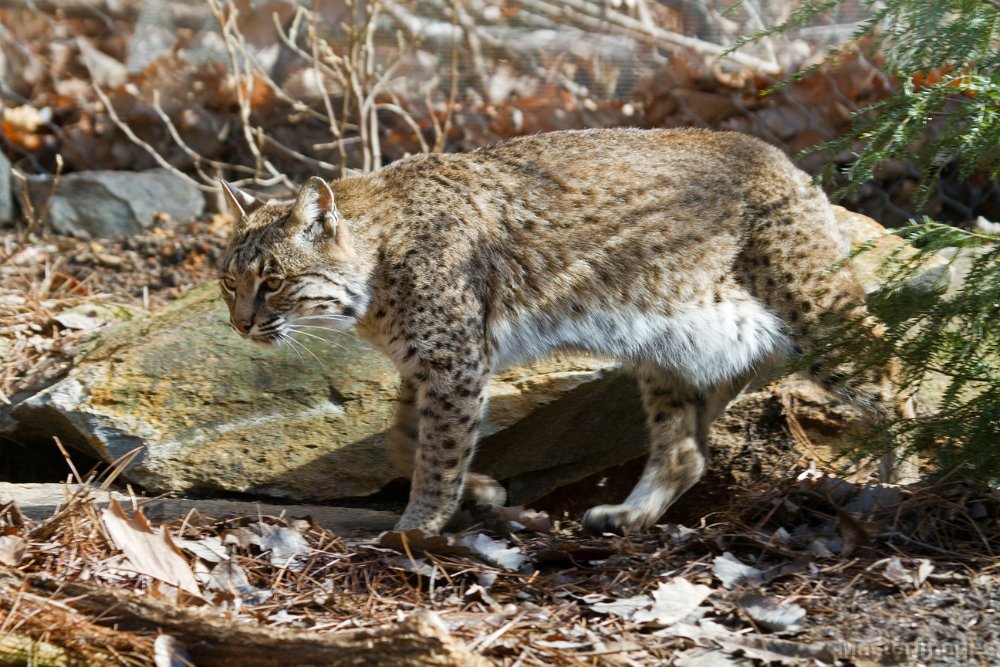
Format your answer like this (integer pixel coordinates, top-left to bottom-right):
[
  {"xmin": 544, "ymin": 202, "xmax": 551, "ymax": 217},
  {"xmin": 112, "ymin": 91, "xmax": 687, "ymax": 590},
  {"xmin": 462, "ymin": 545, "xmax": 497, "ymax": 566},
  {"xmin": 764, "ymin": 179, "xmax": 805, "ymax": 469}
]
[
  {"xmin": 0, "ymin": 483, "xmax": 397, "ymax": 537},
  {"xmin": 20, "ymin": 168, "xmax": 205, "ymax": 237},
  {"xmin": 3, "ymin": 283, "xmax": 625, "ymax": 502}
]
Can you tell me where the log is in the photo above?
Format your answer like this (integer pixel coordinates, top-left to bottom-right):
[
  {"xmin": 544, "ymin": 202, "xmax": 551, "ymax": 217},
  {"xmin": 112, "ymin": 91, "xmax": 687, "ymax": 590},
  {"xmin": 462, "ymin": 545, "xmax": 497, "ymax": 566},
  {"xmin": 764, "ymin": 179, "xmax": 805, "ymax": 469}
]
[
  {"xmin": 0, "ymin": 568, "xmax": 489, "ymax": 667},
  {"xmin": 0, "ymin": 0, "xmax": 209, "ymax": 30},
  {"xmin": 0, "ymin": 483, "xmax": 397, "ymax": 537}
]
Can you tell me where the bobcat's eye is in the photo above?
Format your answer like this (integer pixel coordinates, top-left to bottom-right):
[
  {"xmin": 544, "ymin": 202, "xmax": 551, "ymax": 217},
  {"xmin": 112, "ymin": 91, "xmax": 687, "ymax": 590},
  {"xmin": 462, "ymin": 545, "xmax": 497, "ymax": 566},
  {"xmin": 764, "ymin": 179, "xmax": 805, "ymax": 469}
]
[
  {"xmin": 263, "ymin": 276, "xmax": 284, "ymax": 292},
  {"xmin": 221, "ymin": 276, "xmax": 236, "ymax": 292}
]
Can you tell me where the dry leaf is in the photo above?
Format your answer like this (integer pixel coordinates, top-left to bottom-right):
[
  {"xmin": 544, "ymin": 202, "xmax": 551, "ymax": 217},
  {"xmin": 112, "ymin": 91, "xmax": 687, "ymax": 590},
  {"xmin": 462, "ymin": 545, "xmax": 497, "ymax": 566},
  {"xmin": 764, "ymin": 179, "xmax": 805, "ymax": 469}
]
[
  {"xmin": 737, "ymin": 593, "xmax": 806, "ymax": 632},
  {"xmin": 672, "ymin": 647, "xmax": 746, "ymax": 666},
  {"xmin": 877, "ymin": 556, "xmax": 934, "ymax": 589},
  {"xmin": 590, "ymin": 593, "xmax": 650, "ymax": 619},
  {"xmin": 881, "ymin": 556, "xmax": 910, "ymax": 587},
  {"xmin": 914, "ymin": 559, "xmax": 934, "ymax": 588},
  {"xmin": 176, "ymin": 535, "xmax": 229, "ymax": 563},
  {"xmin": 256, "ymin": 523, "xmax": 309, "ymax": 570},
  {"xmin": 101, "ymin": 500, "xmax": 202, "ymax": 599},
  {"xmin": 712, "ymin": 552, "xmax": 763, "ymax": 589},
  {"xmin": 384, "ymin": 555, "xmax": 437, "ymax": 577},
  {"xmin": 592, "ymin": 577, "xmax": 712, "ymax": 627},
  {"xmin": 633, "ymin": 578, "xmax": 713, "ymax": 627},
  {"xmin": 53, "ymin": 306, "xmax": 106, "ymax": 331},
  {"xmin": 455, "ymin": 532, "xmax": 532, "ymax": 572},
  {"xmin": 205, "ymin": 558, "xmax": 251, "ymax": 593}
]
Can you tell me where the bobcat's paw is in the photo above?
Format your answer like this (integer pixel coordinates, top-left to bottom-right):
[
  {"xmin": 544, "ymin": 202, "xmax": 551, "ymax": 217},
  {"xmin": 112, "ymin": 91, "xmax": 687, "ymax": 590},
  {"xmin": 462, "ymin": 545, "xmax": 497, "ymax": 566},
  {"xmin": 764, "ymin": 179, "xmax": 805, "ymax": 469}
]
[
  {"xmin": 463, "ymin": 472, "xmax": 507, "ymax": 507},
  {"xmin": 394, "ymin": 506, "xmax": 449, "ymax": 534},
  {"xmin": 582, "ymin": 504, "xmax": 651, "ymax": 535}
]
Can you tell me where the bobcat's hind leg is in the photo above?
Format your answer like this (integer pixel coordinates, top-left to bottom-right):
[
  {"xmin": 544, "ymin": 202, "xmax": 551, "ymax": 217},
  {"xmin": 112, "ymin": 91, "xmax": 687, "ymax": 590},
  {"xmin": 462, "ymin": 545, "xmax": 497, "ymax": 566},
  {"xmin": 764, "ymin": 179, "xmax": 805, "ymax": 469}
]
[
  {"xmin": 386, "ymin": 376, "xmax": 506, "ymax": 509},
  {"xmin": 583, "ymin": 365, "xmax": 744, "ymax": 535}
]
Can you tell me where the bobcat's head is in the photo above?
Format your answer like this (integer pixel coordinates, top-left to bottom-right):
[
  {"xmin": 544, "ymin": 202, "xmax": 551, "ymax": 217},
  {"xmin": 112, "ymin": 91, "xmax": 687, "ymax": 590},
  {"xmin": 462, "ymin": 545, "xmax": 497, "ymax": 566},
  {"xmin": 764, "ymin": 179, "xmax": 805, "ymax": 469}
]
[{"xmin": 218, "ymin": 178, "xmax": 372, "ymax": 348}]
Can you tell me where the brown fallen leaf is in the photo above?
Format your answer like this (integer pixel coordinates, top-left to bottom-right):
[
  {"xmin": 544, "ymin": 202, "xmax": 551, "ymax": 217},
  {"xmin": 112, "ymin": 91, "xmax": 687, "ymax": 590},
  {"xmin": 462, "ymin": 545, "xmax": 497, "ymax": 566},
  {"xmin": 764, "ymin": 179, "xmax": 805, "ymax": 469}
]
[{"xmin": 101, "ymin": 500, "xmax": 203, "ymax": 599}]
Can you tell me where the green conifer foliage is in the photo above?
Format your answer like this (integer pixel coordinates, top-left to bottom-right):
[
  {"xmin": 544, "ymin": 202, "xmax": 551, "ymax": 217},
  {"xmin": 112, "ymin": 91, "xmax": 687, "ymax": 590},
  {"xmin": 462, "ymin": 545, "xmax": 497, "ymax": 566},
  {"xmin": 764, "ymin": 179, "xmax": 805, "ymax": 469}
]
[{"xmin": 736, "ymin": 1, "xmax": 1000, "ymax": 482}]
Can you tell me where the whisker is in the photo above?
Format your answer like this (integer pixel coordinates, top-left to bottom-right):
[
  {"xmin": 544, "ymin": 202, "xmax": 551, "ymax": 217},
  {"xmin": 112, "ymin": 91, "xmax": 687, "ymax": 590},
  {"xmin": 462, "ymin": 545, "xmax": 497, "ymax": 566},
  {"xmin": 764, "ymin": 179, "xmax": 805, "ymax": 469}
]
[
  {"xmin": 286, "ymin": 333, "xmax": 328, "ymax": 373},
  {"xmin": 290, "ymin": 324, "xmax": 354, "ymax": 338},
  {"xmin": 278, "ymin": 332, "xmax": 306, "ymax": 366},
  {"xmin": 288, "ymin": 327, "xmax": 347, "ymax": 356},
  {"xmin": 296, "ymin": 314, "xmax": 353, "ymax": 322}
]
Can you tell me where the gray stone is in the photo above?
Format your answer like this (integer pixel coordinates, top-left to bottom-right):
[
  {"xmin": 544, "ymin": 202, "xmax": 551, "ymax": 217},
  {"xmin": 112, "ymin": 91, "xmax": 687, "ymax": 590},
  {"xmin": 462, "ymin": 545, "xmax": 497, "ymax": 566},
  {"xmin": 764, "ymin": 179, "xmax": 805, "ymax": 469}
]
[
  {"xmin": 0, "ymin": 150, "xmax": 12, "ymax": 223},
  {"xmin": 19, "ymin": 168, "xmax": 205, "ymax": 238}
]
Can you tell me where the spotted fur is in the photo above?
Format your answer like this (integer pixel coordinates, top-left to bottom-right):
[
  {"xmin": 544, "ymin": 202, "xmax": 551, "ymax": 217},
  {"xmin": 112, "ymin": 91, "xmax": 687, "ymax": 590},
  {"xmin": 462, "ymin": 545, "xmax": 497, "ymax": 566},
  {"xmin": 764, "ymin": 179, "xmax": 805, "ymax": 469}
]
[{"xmin": 219, "ymin": 128, "xmax": 913, "ymax": 535}]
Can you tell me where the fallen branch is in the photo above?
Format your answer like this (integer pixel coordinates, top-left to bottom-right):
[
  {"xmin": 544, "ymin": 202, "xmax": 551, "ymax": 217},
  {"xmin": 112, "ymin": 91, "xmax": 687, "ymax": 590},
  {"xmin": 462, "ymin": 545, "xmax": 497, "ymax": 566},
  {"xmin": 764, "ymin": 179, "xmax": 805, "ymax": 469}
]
[
  {"xmin": 0, "ymin": 0, "xmax": 208, "ymax": 29},
  {"xmin": 526, "ymin": 0, "xmax": 782, "ymax": 75}
]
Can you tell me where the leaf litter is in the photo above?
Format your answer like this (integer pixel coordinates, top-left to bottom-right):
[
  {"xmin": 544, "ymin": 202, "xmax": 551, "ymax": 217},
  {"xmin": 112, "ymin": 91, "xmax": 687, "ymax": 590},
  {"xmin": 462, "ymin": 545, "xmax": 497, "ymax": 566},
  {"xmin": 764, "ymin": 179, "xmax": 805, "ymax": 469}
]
[{"xmin": 2, "ymin": 469, "xmax": 1000, "ymax": 665}]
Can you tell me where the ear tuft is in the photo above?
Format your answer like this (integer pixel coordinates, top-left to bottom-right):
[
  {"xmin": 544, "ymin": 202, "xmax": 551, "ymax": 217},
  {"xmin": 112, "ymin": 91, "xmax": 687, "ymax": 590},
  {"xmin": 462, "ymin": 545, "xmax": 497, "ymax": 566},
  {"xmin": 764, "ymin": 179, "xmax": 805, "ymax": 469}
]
[
  {"xmin": 289, "ymin": 177, "xmax": 338, "ymax": 237},
  {"xmin": 220, "ymin": 180, "xmax": 264, "ymax": 225}
]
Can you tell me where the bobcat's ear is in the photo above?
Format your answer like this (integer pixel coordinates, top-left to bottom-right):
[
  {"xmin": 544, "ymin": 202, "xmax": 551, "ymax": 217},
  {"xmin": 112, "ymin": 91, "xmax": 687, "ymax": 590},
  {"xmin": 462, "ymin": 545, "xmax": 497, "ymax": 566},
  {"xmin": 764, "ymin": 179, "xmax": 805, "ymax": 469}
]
[
  {"xmin": 220, "ymin": 180, "xmax": 264, "ymax": 225},
  {"xmin": 288, "ymin": 176, "xmax": 339, "ymax": 239}
]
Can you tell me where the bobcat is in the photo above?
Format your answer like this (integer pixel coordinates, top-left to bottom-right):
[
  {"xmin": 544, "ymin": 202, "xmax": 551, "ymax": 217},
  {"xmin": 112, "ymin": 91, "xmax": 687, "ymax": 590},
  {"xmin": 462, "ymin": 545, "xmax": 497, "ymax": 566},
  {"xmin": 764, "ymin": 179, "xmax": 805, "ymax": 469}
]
[{"xmin": 219, "ymin": 128, "xmax": 913, "ymax": 535}]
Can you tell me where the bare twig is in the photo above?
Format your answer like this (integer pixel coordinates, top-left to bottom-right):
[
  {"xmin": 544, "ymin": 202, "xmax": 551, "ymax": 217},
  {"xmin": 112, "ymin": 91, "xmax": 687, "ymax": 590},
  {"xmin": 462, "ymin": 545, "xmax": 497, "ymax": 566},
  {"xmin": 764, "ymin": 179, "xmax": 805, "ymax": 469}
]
[
  {"xmin": 150, "ymin": 91, "xmax": 259, "ymax": 183},
  {"xmin": 91, "ymin": 85, "xmax": 216, "ymax": 193},
  {"xmin": 207, "ymin": 0, "xmax": 295, "ymax": 191}
]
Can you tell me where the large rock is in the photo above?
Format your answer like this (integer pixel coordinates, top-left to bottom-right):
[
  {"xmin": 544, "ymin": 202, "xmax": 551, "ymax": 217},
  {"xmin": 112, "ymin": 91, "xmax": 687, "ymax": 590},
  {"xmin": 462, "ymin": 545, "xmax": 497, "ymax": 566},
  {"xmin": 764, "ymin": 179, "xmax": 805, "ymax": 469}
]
[
  {"xmin": 19, "ymin": 168, "xmax": 205, "ymax": 237},
  {"xmin": 2, "ymin": 284, "xmax": 623, "ymax": 501},
  {"xmin": 832, "ymin": 205, "xmax": 950, "ymax": 295}
]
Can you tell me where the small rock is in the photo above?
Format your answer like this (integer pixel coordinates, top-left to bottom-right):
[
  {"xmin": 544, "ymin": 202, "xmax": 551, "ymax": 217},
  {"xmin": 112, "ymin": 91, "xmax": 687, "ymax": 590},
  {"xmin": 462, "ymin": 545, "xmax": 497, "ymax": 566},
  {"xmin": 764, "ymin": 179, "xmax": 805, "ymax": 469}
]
[
  {"xmin": 19, "ymin": 169, "xmax": 205, "ymax": 238},
  {"xmin": 0, "ymin": 150, "xmax": 12, "ymax": 223}
]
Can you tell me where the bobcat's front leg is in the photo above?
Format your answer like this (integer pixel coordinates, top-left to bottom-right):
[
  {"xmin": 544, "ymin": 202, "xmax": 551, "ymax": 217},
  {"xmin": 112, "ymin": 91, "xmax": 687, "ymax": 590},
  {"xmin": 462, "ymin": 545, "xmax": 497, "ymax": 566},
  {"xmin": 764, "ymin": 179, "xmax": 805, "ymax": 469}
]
[{"xmin": 395, "ymin": 364, "xmax": 492, "ymax": 533}]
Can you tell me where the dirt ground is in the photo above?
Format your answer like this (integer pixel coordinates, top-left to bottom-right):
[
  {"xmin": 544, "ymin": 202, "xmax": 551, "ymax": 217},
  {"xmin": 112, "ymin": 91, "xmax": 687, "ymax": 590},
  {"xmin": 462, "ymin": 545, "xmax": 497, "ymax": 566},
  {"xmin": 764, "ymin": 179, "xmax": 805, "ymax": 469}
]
[{"xmin": 2, "ymin": 217, "xmax": 999, "ymax": 666}]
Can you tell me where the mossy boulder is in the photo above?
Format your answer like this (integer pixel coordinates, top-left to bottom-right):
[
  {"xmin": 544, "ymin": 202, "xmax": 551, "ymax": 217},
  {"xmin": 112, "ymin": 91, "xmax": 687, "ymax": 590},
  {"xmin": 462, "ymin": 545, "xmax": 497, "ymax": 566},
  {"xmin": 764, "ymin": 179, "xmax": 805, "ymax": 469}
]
[{"xmin": 5, "ymin": 284, "xmax": 627, "ymax": 500}]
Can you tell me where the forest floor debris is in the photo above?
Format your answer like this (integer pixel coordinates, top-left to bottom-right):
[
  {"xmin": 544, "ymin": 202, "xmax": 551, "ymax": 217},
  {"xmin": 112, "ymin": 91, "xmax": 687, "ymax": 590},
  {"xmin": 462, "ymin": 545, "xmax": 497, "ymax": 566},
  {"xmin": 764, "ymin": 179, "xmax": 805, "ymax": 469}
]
[
  {"xmin": 0, "ymin": 461, "xmax": 998, "ymax": 665},
  {"xmin": 2, "ymin": 217, "xmax": 1000, "ymax": 665}
]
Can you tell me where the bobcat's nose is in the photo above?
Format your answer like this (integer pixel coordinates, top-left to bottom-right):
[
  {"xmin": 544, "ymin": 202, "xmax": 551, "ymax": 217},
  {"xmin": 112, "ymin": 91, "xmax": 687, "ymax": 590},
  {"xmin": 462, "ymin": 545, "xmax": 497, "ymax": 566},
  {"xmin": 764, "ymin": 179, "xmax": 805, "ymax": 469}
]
[{"xmin": 232, "ymin": 317, "xmax": 253, "ymax": 334}]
